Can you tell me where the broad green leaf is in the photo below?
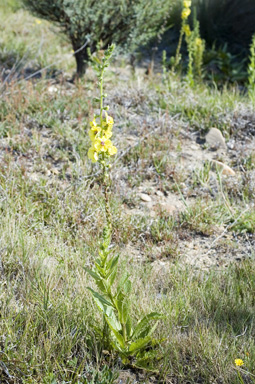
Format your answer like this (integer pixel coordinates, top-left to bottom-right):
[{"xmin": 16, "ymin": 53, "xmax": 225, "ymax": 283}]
[
  {"xmin": 105, "ymin": 317, "xmax": 125, "ymax": 349},
  {"xmin": 115, "ymin": 293, "xmax": 129, "ymax": 323},
  {"xmin": 95, "ymin": 279, "xmax": 107, "ymax": 293},
  {"xmin": 116, "ymin": 272, "xmax": 130, "ymax": 296},
  {"xmin": 107, "ymin": 255, "xmax": 119, "ymax": 270},
  {"xmin": 132, "ymin": 312, "xmax": 162, "ymax": 339},
  {"xmin": 94, "ymin": 262, "xmax": 107, "ymax": 277},
  {"xmin": 128, "ymin": 336, "xmax": 151, "ymax": 355},
  {"xmin": 84, "ymin": 267, "xmax": 101, "ymax": 282},
  {"xmin": 105, "ymin": 313, "xmax": 122, "ymax": 332},
  {"xmin": 105, "ymin": 262, "xmax": 118, "ymax": 279},
  {"xmin": 87, "ymin": 288, "xmax": 114, "ymax": 317},
  {"xmin": 108, "ymin": 265, "xmax": 118, "ymax": 286},
  {"xmin": 125, "ymin": 315, "xmax": 133, "ymax": 339},
  {"xmin": 123, "ymin": 279, "xmax": 132, "ymax": 294},
  {"xmin": 146, "ymin": 320, "xmax": 159, "ymax": 338}
]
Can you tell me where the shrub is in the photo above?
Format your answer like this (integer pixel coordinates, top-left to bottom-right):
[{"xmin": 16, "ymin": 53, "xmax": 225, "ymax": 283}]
[{"xmin": 22, "ymin": 0, "xmax": 173, "ymax": 77}]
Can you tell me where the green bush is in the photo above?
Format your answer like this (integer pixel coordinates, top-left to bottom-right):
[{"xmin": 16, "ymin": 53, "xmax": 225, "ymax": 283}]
[{"xmin": 22, "ymin": 0, "xmax": 173, "ymax": 77}]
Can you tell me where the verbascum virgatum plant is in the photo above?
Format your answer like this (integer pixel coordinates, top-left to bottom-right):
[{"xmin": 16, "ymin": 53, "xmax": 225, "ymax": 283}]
[
  {"xmin": 173, "ymin": 0, "xmax": 192, "ymax": 70},
  {"xmin": 86, "ymin": 45, "xmax": 162, "ymax": 370},
  {"xmin": 184, "ymin": 14, "xmax": 205, "ymax": 86},
  {"xmin": 247, "ymin": 34, "xmax": 255, "ymax": 105}
]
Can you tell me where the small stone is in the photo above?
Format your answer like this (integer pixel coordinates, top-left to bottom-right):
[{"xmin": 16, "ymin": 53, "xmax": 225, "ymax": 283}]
[
  {"xmin": 156, "ymin": 190, "xmax": 164, "ymax": 197},
  {"xmin": 205, "ymin": 128, "xmax": 227, "ymax": 150},
  {"xmin": 48, "ymin": 85, "xmax": 58, "ymax": 94},
  {"xmin": 160, "ymin": 203, "xmax": 177, "ymax": 214},
  {"xmin": 45, "ymin": 169, "xmax": 51, "ymax": 176},
  {"xmin": 140, "ymin": 193, "xmax": 152, "ymax": 202},
  {"xmin": 51, "ymin": 167, "xmax": 59, "ymax": 175},
  {"xmin": 30, "ymin": 173, "xmax": 39, "ymax": 181},
  {"xmin": 190, "ymin": 143, "xmax": 200, "ymax": 150},
  {"xmin": 212, "ymin": 160, "xmax": 235, "ymax": 176}
]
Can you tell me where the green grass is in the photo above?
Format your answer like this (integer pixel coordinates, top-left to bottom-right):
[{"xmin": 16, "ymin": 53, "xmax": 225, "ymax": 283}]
[{"xmin": 0, "ymin": 3, "xmax": 255, "ymax": 384}]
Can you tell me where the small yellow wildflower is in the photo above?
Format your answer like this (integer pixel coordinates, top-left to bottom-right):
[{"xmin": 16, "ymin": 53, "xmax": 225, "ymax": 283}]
[
  {"xmin": 90, "ymin": 118, "xmax": 99, "ymax": 128},
  {"xmin": 181, "ymin": 8, "xmax": 191, "ymax": 20},
  {"xmin": 102, "ymin": 115, "xmax": 114, "ymax": 129},
  {"xmin": 35, "ymin": 19, "xmax": 42, "ymax": 24},
  {"xmin": 88, "ymin": 114, "xmax": 117, "ymax": 162},
  {"xmin": 183, "ymin": 0, "xmax": 191, "ymax": 7},
  {"xmin": 89, "ymin": 127, "xmax": 112, "ymax": 142},
  {"xmin": 94, "ymin": 137, "xmax": 114, "ymax": 153},
  {"xmin": 195, "ymin": 37, "xmax": 203, "ymax": 46},
  {"xmin": 183, "ymin": 24, "xmax": 191, "ymax": 37},
  {"xmin": 89, "ymin": 128, "xmax": 100, "ymax": 142},
  {"xmin": 108, "ymin": 144, "xmax": 117, "ymax": 156},
  {"xmin": 88, "ymin": 147, "xmax": 99, "ymax": 163},
  {"xmin": 235, "ymin": 359, "xmax": 244, "ymax": 367}
]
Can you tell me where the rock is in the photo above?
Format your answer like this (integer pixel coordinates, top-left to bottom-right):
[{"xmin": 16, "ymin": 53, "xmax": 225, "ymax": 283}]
[
  {"xmin": 140, "ymin": 193, "xmax": 152, "ymax": 202},
  {"xmin": 156, "ymin": 190, "xmax": 164, "ymax": 197},
  {"xmin": 205, "ymin": 128, "xmax": 227, "ymax": 150},
  {"xmin": 51, "ymin": 167, "xmax": 59, "ymax": 175},
  {"xmin": 48, "ymin": 85, "xmax": 58, "ymax": 94},
  {"xmin": 30, "ymin": 173, "xmax": 39, "ymax": 181},
  {"xmin": 159, "ymin": 203, "xmax": 178, "ymax": 214},
  {"xmin": 212, "ymin": 160, "xmax": 235, "ymax": 176}
]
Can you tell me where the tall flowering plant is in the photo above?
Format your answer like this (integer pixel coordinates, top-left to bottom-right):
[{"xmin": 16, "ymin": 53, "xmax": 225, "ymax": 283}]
[
  {"xmin": 86, "ymin": 45, "xmax": 162, "ymax": 369},
  {"xmin": 173, "ymin": 0, "xmax": 192, "ymax": 70}
]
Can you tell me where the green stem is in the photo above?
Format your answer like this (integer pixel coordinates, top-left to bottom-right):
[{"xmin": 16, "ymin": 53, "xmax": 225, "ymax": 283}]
[
  {"xmin": 174, "ymin": 27, "xmax": 184, "ymax": 70},
  {"xmin": 122, "ymin": 322, "xmax": 127, "ymax": 344},
  {"xmin": 100, "ymin": 74, "xmax": 104, "ymax": 127},
  {"xmin": 103, "ymin": 175, "xmax": 112, "ymax": 235}
]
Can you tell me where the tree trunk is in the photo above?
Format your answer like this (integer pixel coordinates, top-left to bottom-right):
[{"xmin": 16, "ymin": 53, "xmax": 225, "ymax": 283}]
[
  {"xmin": 71, "ymin": 39, "xmax": 95, "ymax": 78},
  {"xmin": 74, "ymin": 50, "xmax": 89, "ymax": 78}
]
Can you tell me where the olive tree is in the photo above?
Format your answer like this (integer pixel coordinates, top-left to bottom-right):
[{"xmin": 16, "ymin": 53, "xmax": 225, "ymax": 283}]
[{"xmin": 22, "ymin": 0, "xmax": 173, "ymax": 77}]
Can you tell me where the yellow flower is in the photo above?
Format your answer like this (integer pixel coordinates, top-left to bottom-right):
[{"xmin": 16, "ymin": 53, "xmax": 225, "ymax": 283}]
[
  {"xmin": 35, "ymin": 19, "xmax": 42, "ymax": 24},
  {"xmin": 183, "ymin": 0, "xmax": 191, "ymax": 7},
  {"xmin": 94, "ymin": 137, "xmax": 113, "ymax": 153},
  {"xmin": 90, "ymin": 118, "xmax": 99, "ymax": 128},
  {"xmin": 88, "ymin": 116, "xmax": 117, "ymax": 161},
  {"xmin": 235, "ymin": 359, "xmax": 244, "ymax": 367},
  {"xmin": 88, "ymin": 147, "xmax": 99, "ymax": 163},
  {"xmin": 106, "ymin": 115, "xmax": 114, "ymax": 126},
  {"xmin": 89, "ymin": 128, "xmax": 101, "ymax": 142},
  {"xmin": 183, "ymin": 24, "xmax": 191, "ymax": 37},
  {"xmin": 89, "ymin": 127, "xmax": 112, "ymax": 142},
  {"xmin": 195, "ymin": 37, "xmax": 202, "ymax": 46},
  {"xmin": 108, "ymin": 145, "xmax": 117, "ymax": 156},
  {"xmin": 181, "ymin": 8, "xmax": 191, "ymax": 19},
  {"xmin": 102, "ymin": 115, "xmax": 114, "ymax": 129}
]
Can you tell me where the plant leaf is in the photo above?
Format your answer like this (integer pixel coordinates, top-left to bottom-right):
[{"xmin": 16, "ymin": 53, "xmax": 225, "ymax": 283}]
[
  {"xmin": 132, "ymin": 312, "xmax": 162, "ymax": 340},
  {"xmin": 87, "ymin": 287, "xmax": 114, "ymax": 317},
  {"xmin": 126, "ymin": 315, "xmax": 133, "ymax": 338},
  {"xmin": 105, "ymin": 317, "xmax": 125, "ymax": 349},
  {"xmin": 128, "ymin": 336, "xmax": 151, "ymax": 355},
  {"xmin": 84, "ymin": 267, "xmax": 101, "ymax": 282},
  {"xmin": 107, "ymin": 254, "xmax": 119, "ymax": 270},
  {"xmin": 116, "ymin": 272, "xmax": 130, "ymax": 296}
]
